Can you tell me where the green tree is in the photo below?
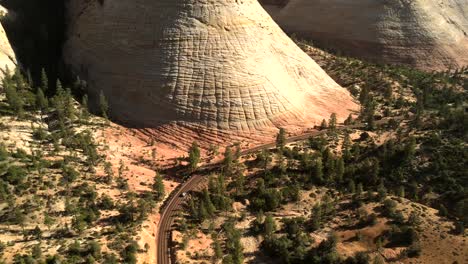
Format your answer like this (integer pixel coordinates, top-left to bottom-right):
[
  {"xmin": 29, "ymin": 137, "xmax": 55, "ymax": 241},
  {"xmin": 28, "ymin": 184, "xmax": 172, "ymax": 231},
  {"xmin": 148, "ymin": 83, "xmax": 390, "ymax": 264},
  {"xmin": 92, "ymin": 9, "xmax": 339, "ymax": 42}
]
[
  {"xmin": 104, "ymin": 162, "xmax": 113, "ymax": 184},
  {"xmin": 335, "ymin": 158, "xmax": 344, "ymax": 183},
  {"xmin": 153, "ymin": 173, "xmax": 165, "ymax": 201},
  {"xmin": 348, "ymin": 180, "xmax": 356, "ymax": 194},
  {"xmin": 32, "ymin": 243, "xmax": 42, "ymax": 259},
  {"xmin": 4, "ymin": 79, "xmax": 24, "ymax": 117},
  {"xmin": 359, "ymin": 85, "xmax": 370, "ymax": 105},
  {"xmin": 99, "ymin": 90, "xmax": 109, "ymax": 119},
  {"xmin": 88, "ymin": 240, "xmax": 101, "ymax": 259},
  {"xmin": 344, "ymin": 114, "xmax": 354, "ymax": 125},
  {"xmin": 377, "ymin": 183, "xmax": 387, "ymax": 201},
  {"xmin": 329, "ymin": 113, "xmax": 337, "ymax": 130},
  {"xmin": 320, "ymin": 119, "xmax": 328, "ymax": 129},
  {"xmin": 40, "ymin": 68, "xmax": 48, "ymax": 94},
  {"xmin": 276, "ymin": 128, "xmax": 287, "ymax": 150},
  {"xmin": 312, "ymin": 157, "xmax": 324, "ymax": 183},
  {"xmin": 81, "ymin": 94, "xmax": 90, "ymax": 123},
  {"xmin": 438, "ymin": 204, "xmax": 448, "ymax": 217},
  {"xmin": 44, "ymin": 214, "xmax": 55, "ymax": 231},
  {"xmin": 356, "ymin": 183, "xmax": 363, "ymax": 198},
  {"xmin": 397, "ymin": 186, "xmax": 405, "ymax": 198},
  {"xmin": 188, "ymin": 141, "xmax": 201, "ymax": 171},
  {"xmin": 35, "ymin": 88, "xmax": 48, "ymax": 111},
  {"xmin": 264, "ymin": 214, "xmax": 276, "ymax": 239},
  {"xmin": 212, "ymin": 237, "xmax": 223, "ymax": 261},
  {"xmin": 223, "ymin": 146, "xmax": 234, "ymax": 174}
]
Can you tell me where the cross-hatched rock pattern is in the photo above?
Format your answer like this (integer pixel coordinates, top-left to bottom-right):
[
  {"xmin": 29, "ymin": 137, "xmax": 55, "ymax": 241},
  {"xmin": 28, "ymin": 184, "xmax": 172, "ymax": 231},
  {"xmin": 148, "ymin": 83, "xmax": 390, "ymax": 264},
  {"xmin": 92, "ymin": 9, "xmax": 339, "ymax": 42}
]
[
  {"xmin": 261, "ymin": 0, "xmax": 468, "ymax": 71},
  {"xmin": 64, "ymin": 0, "xmax": 357, "ymax": 144},
  {"xmin": 0, "ymin": 6, "xmax": 16, "ymax": 77}
]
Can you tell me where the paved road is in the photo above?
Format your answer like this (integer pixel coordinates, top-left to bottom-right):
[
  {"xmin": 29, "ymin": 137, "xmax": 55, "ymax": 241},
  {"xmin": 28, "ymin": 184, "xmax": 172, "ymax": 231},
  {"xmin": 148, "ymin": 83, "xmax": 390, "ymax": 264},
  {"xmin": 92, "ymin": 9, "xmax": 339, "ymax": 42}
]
[{"xmin": 156, "ymin": 117, "xmax": 400, "ymax": 264}]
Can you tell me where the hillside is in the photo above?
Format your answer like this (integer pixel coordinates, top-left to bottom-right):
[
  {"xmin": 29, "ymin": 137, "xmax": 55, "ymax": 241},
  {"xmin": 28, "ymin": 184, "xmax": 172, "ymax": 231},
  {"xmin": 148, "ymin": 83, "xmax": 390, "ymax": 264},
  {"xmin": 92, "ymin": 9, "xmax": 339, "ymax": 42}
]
[
  {"xmin": 169, "ymin": 41, "xmax": 468, "ymax": 264},
  {"xmin": 0, "ymin": 70, "xmax": 189, "ymax": 263}
]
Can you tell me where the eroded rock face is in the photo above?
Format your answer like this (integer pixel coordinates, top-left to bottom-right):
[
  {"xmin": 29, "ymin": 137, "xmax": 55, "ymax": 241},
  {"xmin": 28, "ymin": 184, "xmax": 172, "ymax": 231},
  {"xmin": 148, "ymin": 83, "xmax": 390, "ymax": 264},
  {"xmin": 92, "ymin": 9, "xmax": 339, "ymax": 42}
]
[
  {"xmin": 0, "ymin": 6, "xmax": 16, "ymax": 77},
  {"xmin": 261, "ymin": 0, "xmax": 468, "ymax": 71},
  {"xmin": 64, "ymin": 0, "xmax": 357, "ymax": 144}
]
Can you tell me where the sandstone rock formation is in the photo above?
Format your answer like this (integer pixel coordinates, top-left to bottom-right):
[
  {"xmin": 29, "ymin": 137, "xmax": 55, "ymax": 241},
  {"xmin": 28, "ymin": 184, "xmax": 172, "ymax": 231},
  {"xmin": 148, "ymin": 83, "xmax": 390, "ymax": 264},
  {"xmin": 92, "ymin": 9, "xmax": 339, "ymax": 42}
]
[
  {"xmin": 261, "ymin": 0, "xmax": 468, "ymax": 71},
  {"xmin": 0, "ymin": 6, "xmax": 16, "ymax": 77},
  {"xmin": 64, "ymin": 0, "xmax": 357, "ymax": 145}
]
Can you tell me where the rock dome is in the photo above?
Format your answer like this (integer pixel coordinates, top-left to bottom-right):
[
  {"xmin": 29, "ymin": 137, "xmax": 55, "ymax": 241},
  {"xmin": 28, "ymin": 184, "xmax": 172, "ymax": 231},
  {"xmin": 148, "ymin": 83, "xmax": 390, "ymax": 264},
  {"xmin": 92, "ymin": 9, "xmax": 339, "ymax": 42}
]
[
  {"xmin": 261, "ymin": 0, "xmax": 468, "ymax": 71},
  {"xmin": 64, "ymin": 0, "xmax": 357, "ymax": 144}
]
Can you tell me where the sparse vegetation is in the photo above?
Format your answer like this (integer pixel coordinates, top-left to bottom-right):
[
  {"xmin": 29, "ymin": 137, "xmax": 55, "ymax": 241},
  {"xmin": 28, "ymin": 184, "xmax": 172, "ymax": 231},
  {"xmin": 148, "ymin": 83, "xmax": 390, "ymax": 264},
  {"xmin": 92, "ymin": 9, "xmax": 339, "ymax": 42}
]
[{"xmin": 172, "ymin": 41, "xmax": 467, "ymax": 263}]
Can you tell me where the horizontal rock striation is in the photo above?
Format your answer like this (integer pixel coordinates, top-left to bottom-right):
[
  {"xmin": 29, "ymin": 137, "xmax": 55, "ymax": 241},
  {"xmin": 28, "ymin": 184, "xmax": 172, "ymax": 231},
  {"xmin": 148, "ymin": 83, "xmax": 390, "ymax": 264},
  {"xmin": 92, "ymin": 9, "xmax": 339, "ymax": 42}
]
[
  {"xmin": 64, "ymin": 0, "xmax": 357, "ymax": 145},
  {"xmin": 261, "ymin": 0, "xmax": 468, "ymax": 71}
]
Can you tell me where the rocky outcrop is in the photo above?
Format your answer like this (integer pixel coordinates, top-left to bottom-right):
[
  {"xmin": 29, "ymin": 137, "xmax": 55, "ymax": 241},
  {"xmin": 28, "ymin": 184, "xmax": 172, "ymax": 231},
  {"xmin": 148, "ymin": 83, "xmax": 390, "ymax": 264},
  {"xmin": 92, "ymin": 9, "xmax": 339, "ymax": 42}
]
[
  {"xmin": 64, "ymin": 0, "xmax": 357, "ymax": 145},
  {"xmin": 0, "ymin": 6, "xmax": 16, "ymax": 77},
  {"xmin": 261, "ymin": 0, "xmax": 468, "ymax": 71}
]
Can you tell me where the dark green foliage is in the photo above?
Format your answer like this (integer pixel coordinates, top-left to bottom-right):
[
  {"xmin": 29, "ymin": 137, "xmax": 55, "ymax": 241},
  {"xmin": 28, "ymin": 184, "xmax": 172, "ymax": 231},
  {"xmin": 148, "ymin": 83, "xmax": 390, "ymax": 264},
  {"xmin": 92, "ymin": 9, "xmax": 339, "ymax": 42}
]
[
  {"xmin": 153, "ymin": 173, "xmax": 165, "ymax": 202},
  {"xmin": 222, "ymin": 221, "xmax": 244, "ymax": 264},
  {"xmin": 121, "ymin": 241, "xmax": 138, "ymax": 264},
  {"xmin": 329, "ymin": 113, "xmax": 337, "ymax": 130},
  {"xmin": 4, "ymin": 165, "xmax": 27, "ymax": 185},
  {"xmin": 188, "ymin": 141, "xmax": 201, "ymax": 171},
  {"xmin": 99, "ymin": 90, "xmax": 109, "ymax": 119},
  {"xmin": 320, "ymin": 119, "xmax": 328, "ymax": 129},
  {"xmin": 276, "ymin": 128, "xmax": 287, "ymax": 150}
]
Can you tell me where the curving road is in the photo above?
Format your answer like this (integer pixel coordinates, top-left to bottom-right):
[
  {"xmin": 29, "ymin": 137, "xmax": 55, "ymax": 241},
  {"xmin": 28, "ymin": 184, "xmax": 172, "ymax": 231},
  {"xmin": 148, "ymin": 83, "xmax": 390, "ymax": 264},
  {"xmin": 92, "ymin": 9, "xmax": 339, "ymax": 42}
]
[{"xmin": 156, "ymin": 117, "xmax": 401, "ymax": 263}]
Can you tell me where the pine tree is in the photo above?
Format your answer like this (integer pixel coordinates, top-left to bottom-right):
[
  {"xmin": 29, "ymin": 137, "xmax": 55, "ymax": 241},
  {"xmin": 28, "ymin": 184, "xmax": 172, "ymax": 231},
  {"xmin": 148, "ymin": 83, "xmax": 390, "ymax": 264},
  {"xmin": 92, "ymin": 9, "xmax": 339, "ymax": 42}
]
[
  {"xmin": 335, "ymin": 158, "xmax": 344, "ymax": 183},
  {"xmin": 377, "ymin": 183, "xmax": 387, "ymax": 201},
  {"xmin": 438, "ymin": 204, "xmax": 448, "ymax": 217},
  {"xmin": 320, "ymin": 119, "xmax": 328, "ymax": 130},
  {"xmin": 212, "ymin": 238, "xmax": 223, "ymax": 260},
  {"xmin": 276, "ymin": 128, "xmax": 287, "ymax": 150},
  {"xmin": 40, "ymin": 68, "xmax": 48, "ymax": 94},
  {"xmin": 264, "ymin": 214, "xmax": 276, "ymax": 239},
  {"xmin": 359, "ymin": 85, "xmax": 370, "ymax": 105},
  {"xmin": 356, "ymin": 183, "xmax": 363, "ymax": 198},
  {"xmin": 397, "ymin": 186, "xmax": 405, "ymax": 198},
  {"xmin": 104, "ymin": 162, "xmax": 113, "ymax": 184},
  {"xmin": 348, "ymin": 180, "xmax": 356, "ymax": 194},
  {"xmin": 188, "ymin": 141, "xmax": 201, "ymax": 171},
  {"xmin": 202, "ymin": 188, "xmax": 216, "ymax": 216},
  {"xmin": 99, "ymin": 90, "xmax": 109, "ymax": 119},
  {"xmin": 44, "ymin": 214, "xmax": 55, "ymax": 231},
  {"xmin": 343, "ymin": 133, "xmax": 352, "ymax": 161},
  {"xmin": 234, "ymin": 172, "xmax": 245, "ymax": 196},
  {"xmin": 4, "ymin": 78, "xmax": 24, "ymax": 117},
  {"xmin": 81, "ymin": 94, "xmax": 90, "ymax": 123},
  {"xmin": 64, "ymin": 88, "xmax": 76, "ymax": 120},
  {"xmin": 344, "ymin": 114, "xmax": 353, "ymax": 125},
  {"xmin": 153, "ymin": 173, "xmax": 165, "ymax": 201},
  {"xmin": 36, "ymin": 88, "xmax": 48, "ymax": 111},
  {"xmin": 364, "ymin": 100, "xmax": 375, "ymax": 130},
  {"xmin": 312, "ymin": 157, "xmax": 324, "ymax": 183},
  {"xmin": 223, "ymin": 146, "xmax": 234, "ymax": 174},
  {"xmin": 329, "ymin": 113, "xmax": 337, "ymax": 130}
]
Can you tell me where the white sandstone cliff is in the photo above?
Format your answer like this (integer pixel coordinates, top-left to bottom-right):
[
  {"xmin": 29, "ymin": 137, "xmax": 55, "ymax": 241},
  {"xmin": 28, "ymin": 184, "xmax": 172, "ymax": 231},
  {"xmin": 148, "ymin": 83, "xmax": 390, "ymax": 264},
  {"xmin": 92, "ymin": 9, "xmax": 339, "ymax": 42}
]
[
  {"xmin": 262, "ymin": 0, "xmax": 468, "ymax": 71},
  {"xmin": 64, "ymin": 0, "xmax": 357, "ymax": 145}
]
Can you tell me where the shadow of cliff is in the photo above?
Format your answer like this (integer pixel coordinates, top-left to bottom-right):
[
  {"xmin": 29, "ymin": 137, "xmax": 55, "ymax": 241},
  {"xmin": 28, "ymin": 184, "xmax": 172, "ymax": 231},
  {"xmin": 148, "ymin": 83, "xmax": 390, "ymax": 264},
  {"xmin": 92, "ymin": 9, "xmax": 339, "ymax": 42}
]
[{"xmin": 0, "ymin": 0, "xmax": 67, "ymax": 93}]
